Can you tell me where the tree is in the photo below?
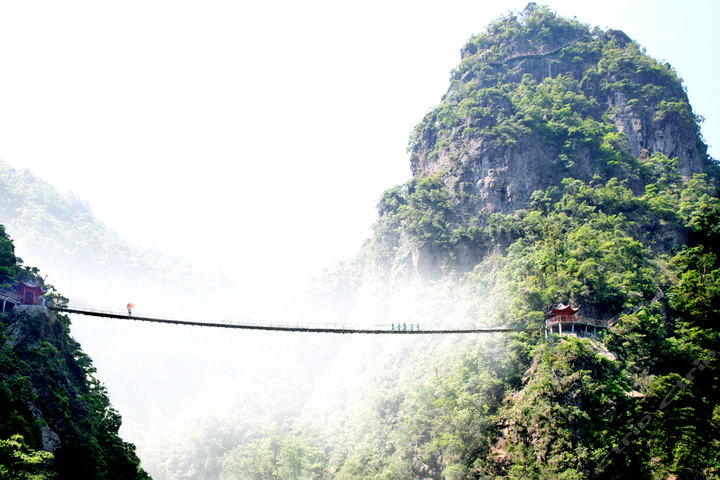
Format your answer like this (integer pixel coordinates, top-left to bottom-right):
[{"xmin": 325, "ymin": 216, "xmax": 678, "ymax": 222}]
[{"xmin": 0, "ymin": 435, "xmax": 55, "ymax": 480}]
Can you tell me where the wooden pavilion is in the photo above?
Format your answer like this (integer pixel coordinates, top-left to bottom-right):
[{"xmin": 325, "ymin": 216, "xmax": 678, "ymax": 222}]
[{"xmin": 544, "ymin": 303, "xmax": 606, "ymax": 337}]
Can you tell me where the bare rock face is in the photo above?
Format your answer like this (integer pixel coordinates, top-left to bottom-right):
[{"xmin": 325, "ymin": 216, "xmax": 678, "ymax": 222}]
[
  {"xmin": 7, "ymin": 306, "xmax": 58, "ymax": 348},
  {"xmin": 408, "ymin": 13, "xmax": 709, "ymax": 220},
  {"xmin": 421, "ymin": 136, "xmax": 563, "ymax": 216},
  {"xmin": 609, "ymin": 90, "xmax": 704, "ymax": 179},
  {"xmin": 367, "ymin": 5, "xmax": 713, "ymax": 280},
  {"xmin": 40, "ymin": 424, "xmax": 62, "ymax": 452},
  {"xmin": 1, "ymin": 307, "xmax": 148, "ymax": 477}
]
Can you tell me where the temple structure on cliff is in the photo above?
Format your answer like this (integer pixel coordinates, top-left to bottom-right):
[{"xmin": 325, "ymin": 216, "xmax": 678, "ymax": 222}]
[
  {"xmin": 17, "ymin": 278, "xmax": 47, "ymax": 305},
  {"xmin": 544, "ymin": 303, "xmax": 607, "ymax": 337},
  {"xmin": 0, "ymin": 275, "xmax": 48, "ymax": 313}
]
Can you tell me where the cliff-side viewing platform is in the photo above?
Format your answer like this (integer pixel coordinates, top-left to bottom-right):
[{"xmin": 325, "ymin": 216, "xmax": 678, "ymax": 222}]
[{"xmin": 544, "ymin": 304, "xmax": 608, "ymax": 337}]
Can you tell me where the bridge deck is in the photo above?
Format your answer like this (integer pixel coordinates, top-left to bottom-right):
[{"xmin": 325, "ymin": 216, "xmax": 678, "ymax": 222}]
[{"xmin": 48, "ymin": 304, "xmax": 536, "ymax": 335}]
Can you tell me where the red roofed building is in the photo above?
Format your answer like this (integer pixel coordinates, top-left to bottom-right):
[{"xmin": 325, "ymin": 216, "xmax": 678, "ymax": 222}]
[
  {"xmin": 18, "ymin": 278, "xmax": 47, "ymax": 305},
  {"xmin": 544, "ymin": 304, "xmax": 580, "ymax": 319},
  {"xmin": 545, "ymin": 303, "xmax": 606, "ymax": 337}
]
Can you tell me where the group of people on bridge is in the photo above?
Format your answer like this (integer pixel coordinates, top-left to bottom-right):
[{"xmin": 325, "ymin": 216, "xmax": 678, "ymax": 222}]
[{"xmin": 391, "ymin": 323, "xmax": 420, "ymax": 332}]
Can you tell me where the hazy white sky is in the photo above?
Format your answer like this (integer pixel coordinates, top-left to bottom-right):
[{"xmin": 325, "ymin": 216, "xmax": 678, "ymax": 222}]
[{"xmin": 0, "ymin": 0, "xmax": 717, "ymax": 304}]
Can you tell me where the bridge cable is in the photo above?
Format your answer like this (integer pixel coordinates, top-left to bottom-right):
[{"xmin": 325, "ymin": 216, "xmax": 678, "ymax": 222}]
[{"xmin": 49, "ymin": 306, "xmax": 539, "ymax": 335}]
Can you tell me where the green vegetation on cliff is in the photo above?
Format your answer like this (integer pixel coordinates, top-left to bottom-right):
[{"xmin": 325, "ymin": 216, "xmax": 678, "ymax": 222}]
[
  {"xmin": 2, "ymin": 4, "xmax": 719, "ymax": 480},
  {"xmin": 367, "ymin": 3, "xmax": 713, "ymax": 279},
  {"xmin": 0, "ymin": 228, "xmax": 150, "ymax": 479},
  {"xmin": 216, "ymin": 5, "xmax": 719, "ymax": 479}
]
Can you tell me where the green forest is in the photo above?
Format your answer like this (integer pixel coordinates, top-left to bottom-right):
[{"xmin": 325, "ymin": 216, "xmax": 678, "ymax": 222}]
[
  {"xmin": 1, "ymin": 4, "xmax": 719, "ymax": 480},
  {"xmin": 142, "ymin": 5, "xmax": 719, "ymax": 479},
  {"xmin": 0, "ymin": 226, "xmax": 149, "ymax": 479}
]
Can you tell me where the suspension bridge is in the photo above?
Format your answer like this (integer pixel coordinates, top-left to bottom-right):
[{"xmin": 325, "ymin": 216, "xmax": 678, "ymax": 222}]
[{"xmin": 42, "ymin": 300, "xmax": 537, "ymax": 335}]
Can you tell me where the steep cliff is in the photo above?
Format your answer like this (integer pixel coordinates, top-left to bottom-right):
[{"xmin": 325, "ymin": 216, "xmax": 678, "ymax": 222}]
[
  {"xmin": 412, "ymin": 4, "xmax": 707, "ymax": 204},
  {"xmin": 323, "ymin": 6, "xmax": 720, "ymax": 477},
  {"xmin": 0, "ymin": 226, "xmax": 149, "ymax": 479},
  {"xmin": 365, "ymin": 3, "xmax": 715, "ymax": 280}
]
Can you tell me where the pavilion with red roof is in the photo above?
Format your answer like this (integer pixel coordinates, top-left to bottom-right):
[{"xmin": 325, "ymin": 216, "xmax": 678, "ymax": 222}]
[
  {"xmin": 544, "ymin": 303, "xmax": 606, "ymax": 337},
  {"xmin": 17, "ymin": 278, "xmax": 47, "ymax": 306}
]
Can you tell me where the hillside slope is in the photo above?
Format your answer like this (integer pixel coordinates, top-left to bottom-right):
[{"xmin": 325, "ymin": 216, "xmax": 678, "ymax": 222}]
[
  {"xmin": 255, "ymin": 5, "xmax": 720, "ymax": 479},
  {"xmin": 364, "ymin": 3, "xmax": 715, "ymax": 281},
  {"xmin": 0, "ymin": 158, "xmax": 232, "ymax": 310},
  {"xmin": 346, "ymin": 5, "xmax": 720, "ymax": 478},
  {"xmin": 0, "ymin": 226, "xmax": 150, "ymax": 479},
  {"xmin": 136, "ymin": 6, "xmax": 719, "ymax": 480}
]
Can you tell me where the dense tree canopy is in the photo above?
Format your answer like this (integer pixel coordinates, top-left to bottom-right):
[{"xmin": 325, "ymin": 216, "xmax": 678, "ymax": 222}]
[{"xmin": 0, "ymin": 226, "xmax": 149, "ymax": 479}]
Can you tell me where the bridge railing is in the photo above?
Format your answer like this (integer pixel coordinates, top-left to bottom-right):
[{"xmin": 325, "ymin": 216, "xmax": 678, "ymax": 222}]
[
  {"xmin": 60, "ymin": 300, "xmax": 392, "ymax": 330},
  {"xmin": 545, "ymin": 315, "xmax": 608, "ymax": 328},
  {"xmin": 0, "ymin": 287, "xmax": 20, "ymax": 304},
  {"xmin": 54, "ymin": 300, "xmax": 514, "ymax": 333}
]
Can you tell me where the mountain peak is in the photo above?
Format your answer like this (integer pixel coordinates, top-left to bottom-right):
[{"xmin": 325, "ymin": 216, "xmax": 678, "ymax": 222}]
[
  {"xmin": 365, "ymin": 7, "xmax": 716, "ymax": 280},
  {"xmin": 409, "ymin": 6, "xmax": 708, "ymax": 214}
]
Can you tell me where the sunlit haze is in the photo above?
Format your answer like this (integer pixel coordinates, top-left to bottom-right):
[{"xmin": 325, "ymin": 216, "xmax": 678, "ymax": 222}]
[
  {"xmin": 1, "ymin": 3, "xmax": 718, "ymax": 477},
  {"xmin": 0, "ymin": 0, "xmax": 717, "ymax": 312}
]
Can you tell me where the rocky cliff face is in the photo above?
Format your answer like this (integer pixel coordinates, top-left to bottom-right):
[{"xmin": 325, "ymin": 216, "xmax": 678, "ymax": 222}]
[
  {"xmin": 0, "ymin": 224, "xmax": 149, "ymax": 479},
  {"xmin": 364, "ymin": 4, "xmax": 714, "ymax": 279},
  {"xmin": 410, "ymin": 7, "xmax": 707, "ymax": 217},
  {"xmin": 0, "ymin": 305, "xmax": 150, "ymax": 479}
]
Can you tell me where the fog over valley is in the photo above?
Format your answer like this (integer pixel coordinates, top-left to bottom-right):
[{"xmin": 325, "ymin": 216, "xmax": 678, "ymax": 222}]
[{"xmin": 0, "ymin": 1, "xmax": 719, "ymax": 479}]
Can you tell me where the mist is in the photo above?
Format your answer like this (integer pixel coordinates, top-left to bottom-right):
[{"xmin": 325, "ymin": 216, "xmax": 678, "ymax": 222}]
[
  {"xmin": 1, "ymin": 1, "xmax": 718, "ymax": 477},
  {"xmin": 3, "ymin": 165, "xmax": 510, "ymax": 477},
  {"xmin": 61, "ymin": 257, "xmax": 508, "ymax": 478},
  {"xmin": 0, "ymin": 1, "xmax": 717, "ymax": 311}
]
